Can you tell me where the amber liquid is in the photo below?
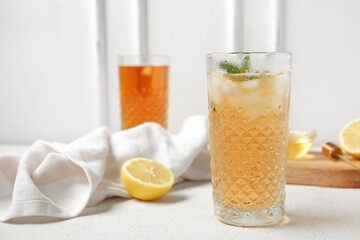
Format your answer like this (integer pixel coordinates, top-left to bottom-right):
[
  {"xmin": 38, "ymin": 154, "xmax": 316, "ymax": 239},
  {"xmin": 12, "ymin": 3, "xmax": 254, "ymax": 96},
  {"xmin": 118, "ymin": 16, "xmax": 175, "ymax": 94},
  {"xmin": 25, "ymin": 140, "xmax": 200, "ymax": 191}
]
[
  {"xmin": 287, "ymin": 141, "xmax": 313, "ymax": 159},
  {"xmin": 208, "ymin": 72, "xmax": 290, "ymax": 225},
  {"xmin": 119, "ymin": 66, "xmax": 168, "ymax": 130},
  {"xmin": 287, "ymin": 131, "xmax": 315, "ymax": 160}
]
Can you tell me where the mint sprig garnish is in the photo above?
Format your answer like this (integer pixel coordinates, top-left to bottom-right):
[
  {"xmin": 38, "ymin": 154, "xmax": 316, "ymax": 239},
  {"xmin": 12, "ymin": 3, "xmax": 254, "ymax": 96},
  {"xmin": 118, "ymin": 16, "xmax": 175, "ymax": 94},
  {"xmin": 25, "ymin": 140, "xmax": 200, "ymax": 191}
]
[
  {"xmin": 219, "ymin": 55, "xmax": 250, "ymax": 74},
  {"xmin": 238, "ymin": 55, "xmax": 250, "ymax": 73},
  {"xmin": 219, "ymin": 62, "xmax": 240, "ymax": 74}
]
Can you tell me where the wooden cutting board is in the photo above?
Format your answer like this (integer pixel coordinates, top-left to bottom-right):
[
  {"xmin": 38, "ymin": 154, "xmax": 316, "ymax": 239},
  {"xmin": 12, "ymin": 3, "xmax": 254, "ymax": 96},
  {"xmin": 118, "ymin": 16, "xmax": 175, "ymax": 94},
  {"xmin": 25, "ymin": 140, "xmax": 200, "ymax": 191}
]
[{"xmin": 286, "ymin": 151, "xmax": 360, "ymax": 188}]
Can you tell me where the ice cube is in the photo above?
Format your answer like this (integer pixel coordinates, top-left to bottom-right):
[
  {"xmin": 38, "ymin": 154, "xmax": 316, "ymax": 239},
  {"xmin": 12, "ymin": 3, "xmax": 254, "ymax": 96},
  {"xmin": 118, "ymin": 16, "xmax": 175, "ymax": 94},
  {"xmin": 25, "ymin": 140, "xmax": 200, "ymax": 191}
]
[
  {"xmin": 208, "ymin": 72, "xmax": 222, "ymax": 90},
  {"xmin": 273, "ymin": 73, "xmax": 289, "ymax": 95},
  {"xmin": 267, "ymin": 95, "xmax": 282, "ymax": 109},
  {"xmin": 227, "ymin": 91, "xmax": 260, "ymax": 107},
  {"xmin": 221, "ymin": 80, "xmax": 235, "ymax": 95},
  {"xmin": 241, "ymin": 79, "xmax": 260, "ymax": 89},
  {"xmin": 208, "ymin": 73, "xmax": 224, "ymax": 104}
]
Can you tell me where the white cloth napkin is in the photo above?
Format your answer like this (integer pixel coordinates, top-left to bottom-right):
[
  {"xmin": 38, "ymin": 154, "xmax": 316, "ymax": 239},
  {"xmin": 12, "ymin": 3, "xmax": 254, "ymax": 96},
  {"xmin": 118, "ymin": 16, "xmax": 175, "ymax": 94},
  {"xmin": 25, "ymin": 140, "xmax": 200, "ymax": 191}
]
[{"xmin": 0, "ymin": 116, "xmax": 210, "ymax": 222}]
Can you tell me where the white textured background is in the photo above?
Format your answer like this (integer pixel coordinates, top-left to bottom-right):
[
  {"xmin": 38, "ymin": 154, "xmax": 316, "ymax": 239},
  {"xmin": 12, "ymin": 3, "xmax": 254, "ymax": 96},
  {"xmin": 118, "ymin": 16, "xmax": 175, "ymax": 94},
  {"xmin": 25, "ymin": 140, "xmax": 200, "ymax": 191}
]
[
  {"xmin": 286, "ymin": 0, "xmax": 360, "ymax": 146},
  {"xmin": 105, "ymin": 0, "xmax": 234, "ymax": 135},
  {"xmin": 0, "ymin": 0, "xmax": 100, "ymax": 143},
  {"xmin": 1, "ymin": 0, "xmax": 360, "ymax": 147}
]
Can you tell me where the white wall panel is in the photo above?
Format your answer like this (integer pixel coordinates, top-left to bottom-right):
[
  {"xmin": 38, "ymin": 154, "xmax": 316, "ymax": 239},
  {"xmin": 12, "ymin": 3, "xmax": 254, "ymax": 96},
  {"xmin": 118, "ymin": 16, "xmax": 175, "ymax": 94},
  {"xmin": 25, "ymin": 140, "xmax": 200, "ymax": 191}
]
[
  {"xmin": 148, "ymin": 0, "xmax": 235, "ymax": 132},
  {"xmin": 286, "ymin": 0, "xmax": 360, "ymax": 146},
  {"xmin": 0, "ymin": 0, "xmax": 101, "ymax": 143},
  {"xmin": 242, "ymin": 0, "xmax": 284, "ymax": 51},
  {"xmin": 2, "ymin": 0, "xmax": 360, "ymax": 148},
  {"xmin": 106, "ymin": 0, "xmax": 235, "ymax": 132},
  {"xmin": 105, "ymin": 0, "xmax": 143, "ymax": 131}
]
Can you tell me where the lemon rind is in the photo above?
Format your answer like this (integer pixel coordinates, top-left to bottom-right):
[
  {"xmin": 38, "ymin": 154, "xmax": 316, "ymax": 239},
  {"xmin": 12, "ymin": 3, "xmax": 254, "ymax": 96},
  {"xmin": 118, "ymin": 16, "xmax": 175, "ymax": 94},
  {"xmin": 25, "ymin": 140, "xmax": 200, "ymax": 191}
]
[
  {"xmin": 122, "ymin": 158, "xmax": 175, "ymax": 188},
  {"xmin": 339, "ymin": 117, "xmax": 360, "ymax": 154}
]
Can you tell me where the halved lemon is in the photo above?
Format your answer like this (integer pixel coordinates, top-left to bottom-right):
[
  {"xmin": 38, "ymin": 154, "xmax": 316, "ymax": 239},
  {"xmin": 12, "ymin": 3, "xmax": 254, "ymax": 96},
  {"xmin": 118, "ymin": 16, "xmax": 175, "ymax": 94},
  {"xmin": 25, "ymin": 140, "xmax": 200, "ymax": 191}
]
[
  {"xmin": 339, "ymin": 118, "xmax": 360, "ymax": 159},
  {"xmin": 121, "ymin": 157, "xmax": 175, "ymax": 200}
]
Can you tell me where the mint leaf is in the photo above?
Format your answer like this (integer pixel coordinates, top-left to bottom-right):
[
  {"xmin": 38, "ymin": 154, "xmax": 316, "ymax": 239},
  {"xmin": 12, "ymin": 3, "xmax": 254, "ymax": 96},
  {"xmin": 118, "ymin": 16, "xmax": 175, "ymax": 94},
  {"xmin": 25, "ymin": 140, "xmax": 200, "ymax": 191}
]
[
  {"xmin": 219, "ymin": 61, "xmax": 240, "ymax": 74},
  {"xmin": 238, "ymin": 55, "xmax": 250, "ymax": 73},
  {"xmin": 219, "ymin": 55, "xmax": 250, "ymax": 74}
]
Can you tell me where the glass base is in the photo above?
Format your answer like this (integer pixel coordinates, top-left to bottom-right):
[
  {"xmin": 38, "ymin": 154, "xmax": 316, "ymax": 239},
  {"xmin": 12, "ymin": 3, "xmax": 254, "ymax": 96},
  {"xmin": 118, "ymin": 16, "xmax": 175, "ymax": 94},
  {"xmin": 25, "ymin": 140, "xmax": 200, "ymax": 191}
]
[{"xmin": 214, "ymin": 203, "xmax": 284, "ymax": 227}]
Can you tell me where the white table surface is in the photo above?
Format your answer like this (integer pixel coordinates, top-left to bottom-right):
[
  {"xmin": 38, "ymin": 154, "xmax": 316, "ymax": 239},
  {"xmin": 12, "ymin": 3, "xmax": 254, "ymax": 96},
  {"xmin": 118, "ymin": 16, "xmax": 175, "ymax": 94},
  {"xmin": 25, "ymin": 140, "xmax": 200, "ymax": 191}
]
[{"xmin": 1, "ymin": 145, "xmax": 359, "ymax": 240}]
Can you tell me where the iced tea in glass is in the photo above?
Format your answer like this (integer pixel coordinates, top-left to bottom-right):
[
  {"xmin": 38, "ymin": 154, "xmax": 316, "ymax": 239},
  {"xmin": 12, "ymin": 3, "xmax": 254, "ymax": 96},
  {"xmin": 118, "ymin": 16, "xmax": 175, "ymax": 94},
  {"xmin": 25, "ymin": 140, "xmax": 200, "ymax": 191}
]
[
  {"xmin": 118, "ymin": 56, "xmax": 169, "ymax": 130},
  {"xmin": 207, "ymin": 52, "xmax": 291, "ymax": 226}
]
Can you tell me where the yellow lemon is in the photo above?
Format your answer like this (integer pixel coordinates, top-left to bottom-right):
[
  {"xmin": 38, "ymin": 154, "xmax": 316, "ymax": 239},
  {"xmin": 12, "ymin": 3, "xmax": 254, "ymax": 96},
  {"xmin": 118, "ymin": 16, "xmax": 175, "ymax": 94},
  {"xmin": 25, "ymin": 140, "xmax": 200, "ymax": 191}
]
[
  {"xmin": 339, "ymin": 118, "xmax": 360, "ymax": 159},
  {"xmin": 121, "ymin": 157, "xmax": 175, "ymax": 200}
]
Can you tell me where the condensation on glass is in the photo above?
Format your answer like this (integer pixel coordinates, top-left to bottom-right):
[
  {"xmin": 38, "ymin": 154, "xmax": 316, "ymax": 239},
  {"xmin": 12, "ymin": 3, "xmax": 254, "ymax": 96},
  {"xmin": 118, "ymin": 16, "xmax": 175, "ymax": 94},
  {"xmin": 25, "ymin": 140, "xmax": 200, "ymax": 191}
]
[{"xmin": 207, "ymin": 52, "xmax": 292, "ymax": 226}]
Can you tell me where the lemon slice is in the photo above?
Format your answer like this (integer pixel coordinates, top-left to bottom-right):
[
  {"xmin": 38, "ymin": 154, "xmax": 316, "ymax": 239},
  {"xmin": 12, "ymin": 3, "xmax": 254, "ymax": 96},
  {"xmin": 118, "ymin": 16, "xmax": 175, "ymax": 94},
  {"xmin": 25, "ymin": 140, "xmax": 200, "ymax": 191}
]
[
  {"xmin": 339, "ymin": 118, "xmax": 360, "ymax": 159},
  {"xmin": 121, "ymin": 157, "xmax": 175, "ymax": 200}
]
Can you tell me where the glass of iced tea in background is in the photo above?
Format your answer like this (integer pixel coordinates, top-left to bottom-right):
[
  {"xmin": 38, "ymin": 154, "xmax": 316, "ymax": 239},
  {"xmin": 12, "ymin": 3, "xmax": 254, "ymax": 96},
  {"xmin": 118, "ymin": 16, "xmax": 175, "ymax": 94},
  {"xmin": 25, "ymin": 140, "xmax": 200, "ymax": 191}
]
[
  {"xmin": 207, "ymin": 52, "xmax": 291, "ymax": 226},
  {"xmin": 118, "ymin": 55, "xmax": 169, "ymax": 130}
]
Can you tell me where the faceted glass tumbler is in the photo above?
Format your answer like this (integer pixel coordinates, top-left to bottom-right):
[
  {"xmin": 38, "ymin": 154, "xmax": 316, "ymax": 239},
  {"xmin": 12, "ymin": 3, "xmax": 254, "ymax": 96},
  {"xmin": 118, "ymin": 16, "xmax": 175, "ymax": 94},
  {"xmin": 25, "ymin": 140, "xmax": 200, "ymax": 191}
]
[
  {"xmin": 207, "ymin": 52, "xmax": 291, "ymax": 226},
  {"xmin": 118, "ymin": 55, "xmax": 170, "ymax": 130}
]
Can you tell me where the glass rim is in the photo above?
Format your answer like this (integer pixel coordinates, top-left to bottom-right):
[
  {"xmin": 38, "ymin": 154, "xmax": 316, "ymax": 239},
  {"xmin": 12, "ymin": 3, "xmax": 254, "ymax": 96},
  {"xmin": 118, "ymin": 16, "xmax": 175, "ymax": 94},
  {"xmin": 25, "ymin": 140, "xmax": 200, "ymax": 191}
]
[
  {"xmin": 118, "ymin": 55, "xmax": 170, "ymax": 66},
  {"xmin": 207, "ymin": 52, "xmax": 292, "ymax": 57},
  {"xmin": 288, "ymin": 128, "xmax": 317, "ymax": 142},
  {"xmin": 289, "ymin": 128, "xmax": 317, "ymax": 135},
  {"xmin": 118, "ymin": 54, "xmax": 170, "ymax": 59}
]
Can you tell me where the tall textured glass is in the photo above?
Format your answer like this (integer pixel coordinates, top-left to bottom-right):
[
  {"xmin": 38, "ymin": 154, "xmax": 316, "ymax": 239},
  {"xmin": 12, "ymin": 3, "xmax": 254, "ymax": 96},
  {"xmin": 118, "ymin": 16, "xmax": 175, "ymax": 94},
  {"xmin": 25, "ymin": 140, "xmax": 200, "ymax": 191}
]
[
  {"xmin": 118, "ymin": 55, "xmax": 170, "ymax": 130},
  {"xmin": 207, "ymin": 52, "xmax": 291, "ymax": 226}
]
